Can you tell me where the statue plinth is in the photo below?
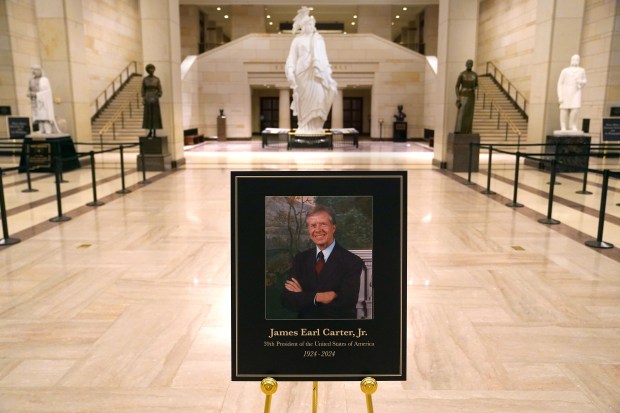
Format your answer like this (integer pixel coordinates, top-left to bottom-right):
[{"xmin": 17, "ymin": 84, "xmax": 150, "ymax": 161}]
[
  {"xmin": 446, "ymin": 133, "xmax": 480, "ymax": 172},
  {"xmin": 553, "ymin": 129, "xmax": 585, "ymax": 136},
  {"xmin": 137, "ymin": 136, "xmax": 171, "ymax": 171}
]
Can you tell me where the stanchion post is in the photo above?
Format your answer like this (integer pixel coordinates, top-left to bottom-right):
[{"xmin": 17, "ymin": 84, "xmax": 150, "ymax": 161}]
[
  {"xmin": 260, "ymin": 377, "xmax": 278, "ymax": 413},
  {"xmin": 116, "ymin": 144, "xmax": 131, "ymax": 194},
  {"xmin": 538, "ymin": 159, "xmax": 560, "ymax": 225},
  {"xmin": 360, "ymin": 377, "xmax": 378, "ymax": 413},
  {"xmin": 466, "ymin": 142, "xmax": 475, "ymax": 185},
  {"xmin": 506, "ymin": 151, "xmax": 524, "ymax": 208},
  {"xmin": 86, "ymin": 151, "xmax": 104, "ymax": 207},
  {"xmin": 50, "ymin": 157, "xmax": 71, "ymax": 223},
  {"xmin": 481, "ymin": 145, "xmax": 496, "ymax": 195},
  {"xmin": 22, "ymin": 151, "xmax": 38, "ymax": 193},
  {"xmin": 576, "ymin": 143, "xmax": 593, "ymax": 194},
  {"xmin": 585, "ymin": 169, "xmax": 614, "ymax": 249},
  {"xmin": 0, "ymin": 168, "xmax": 21, "ymax": 246},
  {"xmin": 139, "ymin": 139, "xmax": 150, "ymax": 185}
]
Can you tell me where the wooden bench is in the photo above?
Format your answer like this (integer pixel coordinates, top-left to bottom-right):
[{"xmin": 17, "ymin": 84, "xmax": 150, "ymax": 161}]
[{"xmin": 183, "ymin": 128, "xmax": 204, "ymax": 145}]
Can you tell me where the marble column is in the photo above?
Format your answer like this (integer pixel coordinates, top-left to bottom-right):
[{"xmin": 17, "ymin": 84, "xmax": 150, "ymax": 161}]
[
  {"xmin": 34, "ymin": 0, "xmax": 92, "ymax": 141},
  {"xmin": 279, "ymin": 88, "xmax": 290, "ymax": 129},
  {"xmin": 331, "ymin": 89, "xmax": 344, "ymax": 129},
  {"xmin": 140, "ymin": 0, "xmax": 185, "ymax": 167},
  {"xmin": 527, "ymin": 0, "xmax": 585, "ymax": 143},
  {"xmin": 433, "ymin": 0, "xmax": 479, "ymax": 168}
]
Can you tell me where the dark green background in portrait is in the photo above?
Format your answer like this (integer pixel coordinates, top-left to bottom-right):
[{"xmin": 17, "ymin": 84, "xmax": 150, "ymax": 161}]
[
  {"xmin": 231, "ymin": 171, "xmax": 406, "ymax": 381},
  {"xmin": 265, "ymin": 195, "xmax": 373, "ymax": 319}
]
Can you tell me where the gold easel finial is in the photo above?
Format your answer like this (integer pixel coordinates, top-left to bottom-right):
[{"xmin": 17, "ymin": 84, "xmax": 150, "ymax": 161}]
[
  {"xmin": 360, "ymin": 377, "xmax": 378, "ymax": 413},
  {"xmin": 261, "ymin": 377, "xmax": 278, "ymax": 413}
]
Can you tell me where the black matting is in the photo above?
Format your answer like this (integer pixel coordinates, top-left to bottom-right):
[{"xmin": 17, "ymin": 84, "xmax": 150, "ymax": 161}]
[{"xmin": 231, "ymin": 171, "xmax": 407, "ymax": 381}]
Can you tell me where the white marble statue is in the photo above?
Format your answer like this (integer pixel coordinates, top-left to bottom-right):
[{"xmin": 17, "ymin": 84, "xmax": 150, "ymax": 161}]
[
  {"xmin": 285, "ymin": 6, "xmax": 337, "ymax": 135},
  {"xmin": 557, "ymin": 54, "xmax": 587, "ymax": 133},
  {"xmin": 27, "ymin": 66, "xmax": 60, "ymax": 134}
]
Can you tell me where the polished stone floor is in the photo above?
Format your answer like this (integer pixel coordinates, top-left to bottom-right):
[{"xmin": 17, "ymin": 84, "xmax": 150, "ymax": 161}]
[{"xmin": 0, "ymin": 138, "xmax": 619, "ymax": 412}]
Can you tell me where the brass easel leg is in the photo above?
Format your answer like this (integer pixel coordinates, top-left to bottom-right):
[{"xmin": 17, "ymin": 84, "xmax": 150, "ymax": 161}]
[
  {"xmin": 360, "ymin": 377, "xmax": 378, "ymax": 413},
  {"xmin": 261, "ymin": 377, "xmax": 278, "ymax": 413},
  {"xmin": 312, "ymin": 381, "xmax": 319, "ymax": 413}
]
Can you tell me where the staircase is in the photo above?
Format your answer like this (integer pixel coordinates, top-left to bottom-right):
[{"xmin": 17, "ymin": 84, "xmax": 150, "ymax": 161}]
[
  {"xmin": 473, "ymin": 75, "xmax": 528, "ymax": 144},
  {"xmin": 91, "ymin": 74, "xmax": 144, "ymax": 141}
]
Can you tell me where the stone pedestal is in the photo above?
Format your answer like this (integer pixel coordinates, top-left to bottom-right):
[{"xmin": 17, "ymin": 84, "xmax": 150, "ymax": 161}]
[
  {"xmin": 393, "ymin": 122, "xmax": 407, "ymax": 142},
  {"xmin": 19, "ymin": 134, "xmax": 81, "ymax": 173},
  {"xmin": 446, "ymin": 133, "xmax": 480, "ymax": 172},
  {"xmin": 217, "ymin": 116, "xmax": 226, "ymax": 139},
  {"xmin": 137, "ymin": 136, "xmax": 171, "ymax": 171},
  {"xmin": 525, "ymin": 135, "xmax": 591, "ymax": 172}
]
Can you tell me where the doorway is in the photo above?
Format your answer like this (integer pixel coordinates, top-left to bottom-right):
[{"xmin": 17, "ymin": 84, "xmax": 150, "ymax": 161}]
[
  {"xmin": 260, "ymin": 97, "xmax": 279, "ymax": 130},
  {"xmin": 343, "ymin": 97, "xmax": 363, "ymax": 132}
]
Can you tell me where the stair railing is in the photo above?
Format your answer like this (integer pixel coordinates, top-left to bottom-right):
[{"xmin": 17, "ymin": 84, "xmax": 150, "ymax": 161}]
[
  {"xmin": 485, "ymin": 61, "xmax": 528, "ymax": 118},
  {"xmin": 98, "ymin": 92, "xmax": 142, "ymax": 141},
  {"xmin": 91, "ymin": 61, "xmax": 140, "ymax": 122},
  {"xmin": 478, "ymin": 83, "xmax": 523, "ymax": 146}
]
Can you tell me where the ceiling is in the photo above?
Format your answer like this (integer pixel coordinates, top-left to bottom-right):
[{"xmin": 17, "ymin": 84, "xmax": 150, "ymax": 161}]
[{"xmin": 180, "ymin": 3, "xmax": 432, "ymax": 40}]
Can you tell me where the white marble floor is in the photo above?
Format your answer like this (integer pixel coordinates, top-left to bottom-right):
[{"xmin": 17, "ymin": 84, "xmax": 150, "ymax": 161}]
[{"xmin": 0, "ymin": 139, "xmax": 619, "ymax": 412}]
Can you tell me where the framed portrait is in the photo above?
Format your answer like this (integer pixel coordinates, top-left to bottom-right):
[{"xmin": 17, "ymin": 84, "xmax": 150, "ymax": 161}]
[{"xmin": 231, "ymin": 171, "xmax": 406, "ymax": 381}]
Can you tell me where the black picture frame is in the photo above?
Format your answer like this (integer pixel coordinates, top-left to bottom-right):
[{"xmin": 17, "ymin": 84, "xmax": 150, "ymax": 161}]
[{"xmin": 231, "ymin": 171, "xmax": 407, "ymax": 381}]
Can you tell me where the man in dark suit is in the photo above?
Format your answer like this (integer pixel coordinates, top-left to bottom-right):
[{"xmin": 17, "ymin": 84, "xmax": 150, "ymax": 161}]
[{"xmin": 281, "ymin": 204, "xmax": 364, "ymax": 319}]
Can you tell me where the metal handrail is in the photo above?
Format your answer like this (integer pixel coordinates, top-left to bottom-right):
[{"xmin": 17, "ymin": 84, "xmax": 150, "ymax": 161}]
[
  {"xmin": 485, "ymin": 61, "xmax": 528, "ymax": 117},
  {"xmin": 91, "ymin": 61, "xmax": 139, "ymax": 121},
  {"xmin": 97, "ymin": 92, "xmax": 142, "ymax": 140},
  {"xmin": 478, "ymin": 82, "xmax": 523, "ymax": 145}
]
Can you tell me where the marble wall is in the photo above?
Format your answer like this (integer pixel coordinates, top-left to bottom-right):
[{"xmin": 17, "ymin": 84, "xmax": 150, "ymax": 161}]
[
  {"xmin": 477, "ymin": 0, "xmax": 537, "ymax": 100},
  {"xmin": 0, "ymin": 0, "xmax": 40, "ymax": 137},
  {"xmin": 476, "ymin": 0, "xmax": 619, "ymax": 142},
  {"xmin": 82, "ymin": 0, "xmax": 142, "ymax": 103},
  {"xmin": 184, "ymin": 33, "xmax": 429, "ymax": 139},
  {"xmin": 580, "ymin": 0, "xmax": 619, "ymax": 139}
]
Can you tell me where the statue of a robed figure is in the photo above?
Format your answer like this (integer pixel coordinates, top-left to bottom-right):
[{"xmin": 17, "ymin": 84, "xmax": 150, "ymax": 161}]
[{"xmin": 285, "ymin": 7, "xmax": 337, "ymax": 135}]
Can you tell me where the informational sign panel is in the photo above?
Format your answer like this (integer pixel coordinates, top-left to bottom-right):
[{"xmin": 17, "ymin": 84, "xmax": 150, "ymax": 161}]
[
  {"xmin": 231, "ymin": 171, "xmax": 407, "ymax": 381},
  {"xmin": 7, "ymin": 117, "xmax": 31, "ymax": 139},
  {"xmin": 602, "ymin": 118, "xmax": 620, "ymax": 141},
  {"xmin": 28, "ymin": 143, "xmax": 52, "ymax": 169}
]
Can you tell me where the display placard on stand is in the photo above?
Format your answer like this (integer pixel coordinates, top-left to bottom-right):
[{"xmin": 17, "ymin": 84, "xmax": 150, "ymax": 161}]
[{"xmin": 231, "ymin": 171, "xmax": 407, "ymax": 382}]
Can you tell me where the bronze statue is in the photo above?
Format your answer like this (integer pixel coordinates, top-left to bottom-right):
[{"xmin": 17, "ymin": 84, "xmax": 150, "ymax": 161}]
[
  {"xmin": 454, "ymin": 59, "xmax": 478, "ymax": 134},
  {"xmin": 141, "ymin": 64, "xmax": 163, "ymax": 137},
  {"xmin": 394, "ymin": 105, "xmax": 406, "ymax": 122}
]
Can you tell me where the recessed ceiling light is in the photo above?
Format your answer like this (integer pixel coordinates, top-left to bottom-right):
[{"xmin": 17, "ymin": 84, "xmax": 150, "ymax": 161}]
[
  {"xmin": 216, "ymin": 6, "xmax": 221, "ymax": 11},
  {"xmin": 403, "ymin": 7, "xmax": 407, "ymax": 11},
  {"xmin": 395, "ymin": 15, "xmax": 400, "ymax": 19},
  {"xmin": 224, "ymin": 14, "xmax": 229, "ymax": 19},
  {"xmin": 266, "ymin": 14, "xmax": 271, "ymax": 19},
  {"xmin": 351, "ymin": 21, "xmax": 356, "ymax": 25},
  {"xmin": 353, "ymin": 15, "xmax": 358, "ymax": 19}
]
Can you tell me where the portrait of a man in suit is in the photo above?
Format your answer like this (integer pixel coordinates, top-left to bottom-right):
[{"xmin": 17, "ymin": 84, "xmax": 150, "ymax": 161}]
[{"xmin": 280, "ymin": 204, "xmax": 366, "ymax": 319}]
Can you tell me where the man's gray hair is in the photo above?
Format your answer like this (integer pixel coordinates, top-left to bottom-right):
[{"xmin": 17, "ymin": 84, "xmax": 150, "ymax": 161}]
[{"xmin": 306, "ymin": 204, "xmax": 336, "ymax": 225}]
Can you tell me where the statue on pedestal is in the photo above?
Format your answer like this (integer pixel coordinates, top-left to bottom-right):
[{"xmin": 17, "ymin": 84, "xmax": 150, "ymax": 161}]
[
  {"xmin": 28, "ymin": 66, "xmax": 61, "ymax": 134},
  {"xmin": 454, "ymin": 59, "xmax": 478, "ymax": 134},
  {"xmin": 141, "ymin": 64, "xmax": 163, "ymax": 137},
  {"xmin": 557, "ymin": 54, "xmax": 587, "ymax": 134},
  {"xmin": 394, "ymin": 105, "xmax": 406, "ymax": 122},
  {"xmin": 285, "ymin": 6, "xmax": 337, "ymax": 135}
]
